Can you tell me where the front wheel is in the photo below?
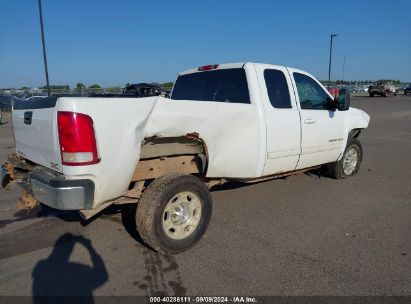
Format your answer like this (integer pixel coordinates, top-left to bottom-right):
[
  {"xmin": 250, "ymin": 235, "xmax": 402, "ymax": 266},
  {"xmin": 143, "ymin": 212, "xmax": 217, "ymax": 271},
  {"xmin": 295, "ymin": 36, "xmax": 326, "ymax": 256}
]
[
  {"xmin": 136, "ymin": 174, "xmax": 212, "ymax": 254},
  {"xmin": 323, "ymin": 138, "xmax": 363, "ymax": 179}
]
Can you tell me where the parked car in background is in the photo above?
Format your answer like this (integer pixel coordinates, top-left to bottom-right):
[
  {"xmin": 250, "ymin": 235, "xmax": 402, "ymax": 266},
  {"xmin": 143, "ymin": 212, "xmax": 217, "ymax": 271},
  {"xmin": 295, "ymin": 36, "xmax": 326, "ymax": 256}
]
[
  {"xmin": 51, "ymin": 93, "xmax": 85, "ymax": 98},
  {"xmin": 88, "ymin": 83, "xmax": 170, "ymax": 98},
  {"xmin": 368, "ymin": 82, "xmax": 397, "ymax": 97},
  {"xmin": 1, "ymin": 95, "xmax": 21, "ymax": 120},
  {"xmin": 26, "ymin": 96, "xmax": 48, "ymax": 101},
  {"xmin": 123, "ymin": 83, "xmax": 168, "ymax": 97},
  {"xmin": 403, "ymin": 85, "xmax": 411, "ymax": 95},
  {"xmin": 0, "ymin": 95, "xmax": 21, "ymax": 111}
]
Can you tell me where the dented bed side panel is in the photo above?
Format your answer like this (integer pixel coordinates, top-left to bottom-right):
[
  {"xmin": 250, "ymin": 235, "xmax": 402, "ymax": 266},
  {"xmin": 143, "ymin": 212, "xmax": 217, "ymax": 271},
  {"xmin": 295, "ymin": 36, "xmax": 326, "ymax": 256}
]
[
  {"xmin": 57, "ymin": 95, "xmax": 265, "ymax": 206},
  {"xmin": 55, "ymin": 97, "xmax": 158, "ymax": 206},
  {"xmin": 54, "ymin": 65, "xmax": 267, "ymax": 205},
  {"xmin": 146, "ymin": 100, "xmax": 263, "ymax": 178}
]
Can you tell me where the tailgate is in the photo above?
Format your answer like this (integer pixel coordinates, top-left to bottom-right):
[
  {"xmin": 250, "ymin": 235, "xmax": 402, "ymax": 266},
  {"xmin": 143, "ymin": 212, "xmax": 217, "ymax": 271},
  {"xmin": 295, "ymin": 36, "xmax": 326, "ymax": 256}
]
[{"xmin": 12, "ymin": 97, "xmax": 62, "ymax": 173}]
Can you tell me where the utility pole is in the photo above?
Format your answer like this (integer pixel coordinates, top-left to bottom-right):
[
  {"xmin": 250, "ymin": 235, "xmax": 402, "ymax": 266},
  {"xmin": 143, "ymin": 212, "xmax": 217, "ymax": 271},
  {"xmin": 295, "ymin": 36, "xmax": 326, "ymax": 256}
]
[
  {"xmin": 342, "ymin": 56, "xmax": 346, "ymax": 82},
  {"xmin": 328, "ymin": 34, "xmax": 338, "ymax": 89},
  {"xmin": 37, "ymin": 0, "xmax": 51, "ymax": 97}
]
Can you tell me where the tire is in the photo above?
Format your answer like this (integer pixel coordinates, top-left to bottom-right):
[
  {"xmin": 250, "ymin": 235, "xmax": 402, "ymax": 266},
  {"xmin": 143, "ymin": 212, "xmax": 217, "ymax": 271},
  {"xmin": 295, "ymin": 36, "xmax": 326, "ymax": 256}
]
[
  {"xmin": 136, "ymin": 174, "xmax": 212, "ymax": 254},
  {"xmin": 323, "ymin": 138, "xmax": 363, "ymax": 179},
  {"xmin": 369, "ymin": 93, "xmax": 373, "ymax": 97}
]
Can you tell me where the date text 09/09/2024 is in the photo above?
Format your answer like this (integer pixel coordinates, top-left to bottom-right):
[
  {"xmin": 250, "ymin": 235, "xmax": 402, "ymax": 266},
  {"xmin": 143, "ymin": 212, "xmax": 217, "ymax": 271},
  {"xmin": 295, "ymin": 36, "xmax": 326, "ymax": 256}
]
[{"xmin": 149, "ymin": 296, "xmax": 257, "ymax": 303}]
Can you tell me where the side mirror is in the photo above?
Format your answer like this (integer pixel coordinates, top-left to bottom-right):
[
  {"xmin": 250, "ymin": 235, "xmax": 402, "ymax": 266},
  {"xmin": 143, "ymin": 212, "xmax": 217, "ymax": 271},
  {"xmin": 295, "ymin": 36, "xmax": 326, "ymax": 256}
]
[
  {"xmin": 337, "ymin": 88, "xmax": 350, "ymax": 111},
  {"xmin": 326, "ymin": 96, "xmax": 338, "ymax": 111}
]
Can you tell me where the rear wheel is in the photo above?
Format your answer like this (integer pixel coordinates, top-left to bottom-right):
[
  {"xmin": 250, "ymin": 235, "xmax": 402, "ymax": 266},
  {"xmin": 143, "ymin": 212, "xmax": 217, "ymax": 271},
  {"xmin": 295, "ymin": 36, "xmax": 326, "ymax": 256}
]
[
  {"xmin": 136, "ymin": 174, "xmax": 212, "ymax": 254},
  {"xmin": 323, "ymin": 138, "xmax": 363, "ymax": 179}
]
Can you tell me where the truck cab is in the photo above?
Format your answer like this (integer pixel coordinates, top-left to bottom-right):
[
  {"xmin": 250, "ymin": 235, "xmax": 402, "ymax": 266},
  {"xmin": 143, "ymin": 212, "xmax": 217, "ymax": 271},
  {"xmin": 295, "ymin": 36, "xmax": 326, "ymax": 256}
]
[{"xmin": 170, "ymin": 63, "xmax": 369, "ymax": 175}]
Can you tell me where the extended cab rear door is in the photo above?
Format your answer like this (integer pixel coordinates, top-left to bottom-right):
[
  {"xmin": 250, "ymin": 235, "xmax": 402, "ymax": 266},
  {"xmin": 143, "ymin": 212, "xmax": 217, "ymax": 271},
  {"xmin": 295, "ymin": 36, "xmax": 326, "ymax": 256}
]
[
  {"xmin": 287, "ymin": 68, "xmax": 346, "ymax": 169},
  {"xmin": 254, "ymin": 64, "xmax": 301, "ymax": 175}
]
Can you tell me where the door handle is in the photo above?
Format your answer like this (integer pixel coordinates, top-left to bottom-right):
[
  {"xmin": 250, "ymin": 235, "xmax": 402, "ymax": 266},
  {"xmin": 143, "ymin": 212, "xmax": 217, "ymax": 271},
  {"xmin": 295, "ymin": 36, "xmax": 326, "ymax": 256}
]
[{"xmin": 304, "ymin": 118, "xmax": 316, "ymax": 124}]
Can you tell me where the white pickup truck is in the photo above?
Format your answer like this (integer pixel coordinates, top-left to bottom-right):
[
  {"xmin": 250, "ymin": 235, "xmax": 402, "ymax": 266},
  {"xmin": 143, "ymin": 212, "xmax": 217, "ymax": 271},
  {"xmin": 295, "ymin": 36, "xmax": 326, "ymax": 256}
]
[{"xmin": 1, "ymin": 63, "xmax": 370, "ymax": 254}]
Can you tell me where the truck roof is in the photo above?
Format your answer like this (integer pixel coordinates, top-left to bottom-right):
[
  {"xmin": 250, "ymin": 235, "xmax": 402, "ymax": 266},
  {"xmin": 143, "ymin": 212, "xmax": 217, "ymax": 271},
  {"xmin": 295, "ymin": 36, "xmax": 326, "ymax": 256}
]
[{"xmin": 179, "ymin": 62, "xmax": 294, "ymax": 75}]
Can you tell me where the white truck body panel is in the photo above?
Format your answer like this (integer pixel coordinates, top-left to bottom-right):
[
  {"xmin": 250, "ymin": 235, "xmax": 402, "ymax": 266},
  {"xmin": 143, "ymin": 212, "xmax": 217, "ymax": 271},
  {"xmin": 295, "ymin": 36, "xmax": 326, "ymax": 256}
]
[
  {"xmin": 287, "ymin": 67, "xmax": 346, "ymax": 169},
  {"xmin": 10, "ymin": 62, "xmax": 370, "ymax": 208},
  {"xmin": 55, "ymin": 97, "xmax": 156, "ymax": 205},
  {"xmin": 145, "ymin": 99, "xmax": 264, "ymax": 178},
  {"xmin": 13, "ymin": 107, "xmax": 62, "ymax": 172},
  {"xmin": 253, "ymin": 64, "xmax": 302, "ymax": 175}
]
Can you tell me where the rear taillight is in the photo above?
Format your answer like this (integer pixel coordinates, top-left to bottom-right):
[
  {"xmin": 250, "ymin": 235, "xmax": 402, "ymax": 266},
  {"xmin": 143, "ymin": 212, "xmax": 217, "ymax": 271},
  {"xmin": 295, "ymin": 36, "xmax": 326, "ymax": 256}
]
[{"xmin": 57, "ymin": 111, "xmax": 99, "ymax": 166}]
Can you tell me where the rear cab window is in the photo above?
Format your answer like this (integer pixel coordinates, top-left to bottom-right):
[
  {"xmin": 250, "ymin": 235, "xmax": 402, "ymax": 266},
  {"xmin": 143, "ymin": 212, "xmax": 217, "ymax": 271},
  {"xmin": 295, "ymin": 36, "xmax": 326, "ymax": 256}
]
[
  {"xmin": 264, "ymin": 69, "xmax": 292, "ymax": 108},
  {"xmin": 171, "ymin": 68, "xmax": 250, "ymax": 104}
]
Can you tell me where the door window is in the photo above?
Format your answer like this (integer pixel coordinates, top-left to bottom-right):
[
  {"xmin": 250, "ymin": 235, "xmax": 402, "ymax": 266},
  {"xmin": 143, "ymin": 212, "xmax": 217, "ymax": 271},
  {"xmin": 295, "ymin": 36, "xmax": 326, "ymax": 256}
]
[
  {"xmin": 264, "ymin": 69, "xmax": 292, "ymax": 108},
  {"xmin": 293, "ymin": 73, "xmax": 329, "ymax": 110}
]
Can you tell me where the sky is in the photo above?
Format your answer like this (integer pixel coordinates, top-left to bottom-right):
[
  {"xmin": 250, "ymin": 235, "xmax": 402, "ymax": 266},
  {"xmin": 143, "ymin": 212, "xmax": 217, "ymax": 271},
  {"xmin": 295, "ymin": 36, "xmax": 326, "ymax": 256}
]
[{"xmin": 1, "ymin": 0, "xmax": 410, "ymax": 88}]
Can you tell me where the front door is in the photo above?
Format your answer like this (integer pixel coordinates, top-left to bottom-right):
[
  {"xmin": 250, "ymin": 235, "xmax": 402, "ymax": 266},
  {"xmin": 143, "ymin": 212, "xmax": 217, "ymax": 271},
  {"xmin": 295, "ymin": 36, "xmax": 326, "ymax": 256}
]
[{"xmin": 288, "ymin": 69, "xmax": 346, "ymax": 169}]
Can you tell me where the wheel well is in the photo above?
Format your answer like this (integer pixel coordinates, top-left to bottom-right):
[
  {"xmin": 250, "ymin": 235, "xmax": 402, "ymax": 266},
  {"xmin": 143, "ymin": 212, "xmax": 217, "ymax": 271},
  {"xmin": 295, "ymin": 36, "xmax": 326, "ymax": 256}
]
[
  {"xmin": 131, "ymin": 135, "xmax": 208, "ymax": 182},
  {"xmin": 349, "ymin": 129, "xmax": 362, "ymax": 139}
]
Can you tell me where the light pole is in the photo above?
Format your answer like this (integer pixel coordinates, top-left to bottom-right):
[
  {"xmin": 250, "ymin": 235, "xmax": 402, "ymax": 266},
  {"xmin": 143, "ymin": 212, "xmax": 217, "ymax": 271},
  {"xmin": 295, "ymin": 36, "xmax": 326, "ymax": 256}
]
[
  {"xmin": 342, "ymin": 56, "xmax": 346, "ymax": 81},
  {"xmin": 37, "ymin": 0, "xmax": 51, "ymax": 97},
  {"xmin": 328, "ymin": 34, "xmax": 338, "ymax": 90}
]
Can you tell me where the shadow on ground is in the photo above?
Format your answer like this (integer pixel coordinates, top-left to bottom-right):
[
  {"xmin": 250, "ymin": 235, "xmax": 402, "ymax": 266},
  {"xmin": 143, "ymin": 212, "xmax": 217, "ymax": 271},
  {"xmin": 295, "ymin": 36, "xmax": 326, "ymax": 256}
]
[
  {"xmin": 0, "ymin": 205, "xmax": 86, "ymax": 229},
  {"xmin": 32, "ymin": 233, "xmax": 108, "ymax": 304}
]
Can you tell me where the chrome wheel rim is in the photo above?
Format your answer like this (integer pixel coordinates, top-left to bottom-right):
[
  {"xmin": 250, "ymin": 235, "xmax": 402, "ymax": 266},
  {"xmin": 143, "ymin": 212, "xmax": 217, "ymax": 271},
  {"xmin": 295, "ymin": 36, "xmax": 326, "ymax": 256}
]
[
  {"xmin": 163, "ymin": 191, "xmax": 202, "ymax": 240},
  {"xmin": 343, "ymin": 147, "xmax": 358, "ymax": 175}
]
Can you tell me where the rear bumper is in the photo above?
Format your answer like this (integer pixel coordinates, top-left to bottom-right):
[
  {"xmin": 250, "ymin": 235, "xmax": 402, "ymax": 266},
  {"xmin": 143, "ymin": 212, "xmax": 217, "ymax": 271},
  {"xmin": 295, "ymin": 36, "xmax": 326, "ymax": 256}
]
[{"xmin": 1, "ymin": 162, "xmax": 94, "ymax": 210}]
